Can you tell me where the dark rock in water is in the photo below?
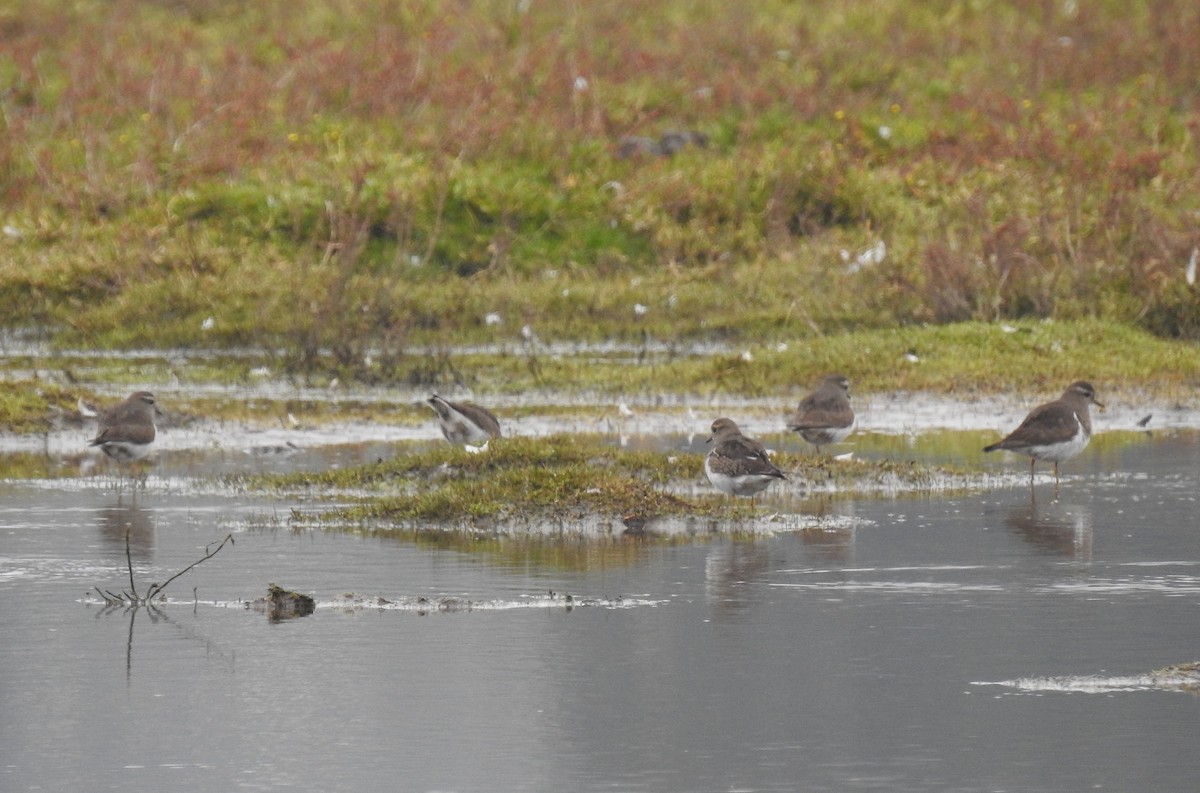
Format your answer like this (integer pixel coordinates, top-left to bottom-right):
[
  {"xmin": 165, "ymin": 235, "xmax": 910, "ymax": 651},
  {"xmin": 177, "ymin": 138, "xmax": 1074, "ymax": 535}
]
[{"xmin": 251, "ymin": 583, "xmax": 315, "ymax": 621}]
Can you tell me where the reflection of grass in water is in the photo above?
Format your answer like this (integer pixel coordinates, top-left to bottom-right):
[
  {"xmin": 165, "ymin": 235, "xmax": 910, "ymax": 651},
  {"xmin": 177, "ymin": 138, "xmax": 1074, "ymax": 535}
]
[
  {"xmin": 319, "ymin": 523, "xmax": 697, "ymax": 572},
  {"xmin": 781, "ymin": 429, "xmax": 1000, "ymax": 464},
  {"xmin": 0, "ymin": 451, "xmax": 65, "ymax": 479}
]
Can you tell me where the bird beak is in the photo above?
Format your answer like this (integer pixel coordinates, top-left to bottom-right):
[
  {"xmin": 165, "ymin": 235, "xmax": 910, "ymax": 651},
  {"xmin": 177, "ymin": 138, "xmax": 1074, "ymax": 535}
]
[
  {"xmin": 1093, "ymin": 398, "xmax": 1106, "ymax": 412},
  {"xmin": 705, "ymin": 434, "xmax": 714, "ymax": 445}
]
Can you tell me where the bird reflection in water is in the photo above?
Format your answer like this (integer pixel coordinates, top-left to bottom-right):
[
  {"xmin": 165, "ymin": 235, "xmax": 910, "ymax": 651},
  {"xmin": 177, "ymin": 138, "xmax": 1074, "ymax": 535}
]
[
  {"xmin": 1004, "ymin": 499, "xmax": 1093, "ymax": 559},
  {"xmin": 793, "ymin": 497, "xmax": 857, "ymax": 565},
  {"xmin": 704, "ymin": 541, "xmax": 772, "ymax": 614},
  {"xmin": 97, "ymin": 497, "xmax": 156, "ymax": 560}
]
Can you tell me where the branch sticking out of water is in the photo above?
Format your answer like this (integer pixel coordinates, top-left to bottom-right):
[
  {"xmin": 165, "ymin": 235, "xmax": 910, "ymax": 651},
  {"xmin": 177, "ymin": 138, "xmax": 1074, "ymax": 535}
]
[{"xmin": 94, "ymin": 531, "xmax": 235, "ymax": 607}]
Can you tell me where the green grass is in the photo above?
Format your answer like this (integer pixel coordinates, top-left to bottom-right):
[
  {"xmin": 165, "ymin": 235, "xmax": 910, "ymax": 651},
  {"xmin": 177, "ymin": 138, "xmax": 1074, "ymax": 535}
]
[
  {"xmin": 0, "ymin": 316, "xmax": 1195, "ymax": 434},
  {"xmin": 0, "ymin": 379, "xmax": 79, "ymax": 433},
  {"xmin": 2, "ymin": 0, "xmax": 1200, "ymax": 365},
  {"xmin": 234, "ymin": 434, "xmax": 979, "ymax": 530}
]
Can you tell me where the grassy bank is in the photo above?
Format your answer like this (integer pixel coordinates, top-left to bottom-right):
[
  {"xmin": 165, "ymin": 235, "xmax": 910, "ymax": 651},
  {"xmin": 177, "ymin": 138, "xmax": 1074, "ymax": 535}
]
[
  {"xmin": 1, "ymin": 0, "xmax": 1199, "ymax": 370},
  {"xmin": 0, "ymin": 316, "xmax": 1196, "ymax": 436},
  {"xmin": 236, "ymin": 434, "xmax": 976, "ymax": 529}
]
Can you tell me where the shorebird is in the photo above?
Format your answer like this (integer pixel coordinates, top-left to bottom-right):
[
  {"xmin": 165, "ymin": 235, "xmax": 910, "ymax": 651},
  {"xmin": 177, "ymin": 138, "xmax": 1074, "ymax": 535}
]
[
  {"xmin": 787, "ymin": 373, "xmax": 855, "ymax": 453},
  {"xmin": 704, "ymin": 417, "xmax": 787, "ymax": 498},
  {"xmin": 87, "ymin": 391, "xmax": 159, "ymax": 463},
  {"xmin": 426, "ymin": 395, "xmax": 502, "ymax": 448},
  {"xmin": 983, "ymin": 381, "xmax": 1104, "ymax": 489}
]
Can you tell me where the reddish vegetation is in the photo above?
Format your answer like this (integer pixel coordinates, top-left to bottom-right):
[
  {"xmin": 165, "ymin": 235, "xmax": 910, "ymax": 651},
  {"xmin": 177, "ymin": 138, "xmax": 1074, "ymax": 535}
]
[{"xmin": 1, "ymin": 0, "xmax": 1198, "ymax": 347}]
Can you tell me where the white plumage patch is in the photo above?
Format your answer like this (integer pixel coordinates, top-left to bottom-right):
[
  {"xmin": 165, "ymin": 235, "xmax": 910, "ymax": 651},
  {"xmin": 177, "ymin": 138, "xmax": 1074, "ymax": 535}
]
[{"xmin": 1026, "ymin": 413, "xmax": 1090, "ymax": 463}]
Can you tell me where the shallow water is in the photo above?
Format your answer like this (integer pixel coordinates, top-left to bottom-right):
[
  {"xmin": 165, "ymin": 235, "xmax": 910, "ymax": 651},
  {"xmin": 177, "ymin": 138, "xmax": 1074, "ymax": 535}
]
[{"xmin": 2, "ymin": 423, "xmax": 1199, "ymax": 792}]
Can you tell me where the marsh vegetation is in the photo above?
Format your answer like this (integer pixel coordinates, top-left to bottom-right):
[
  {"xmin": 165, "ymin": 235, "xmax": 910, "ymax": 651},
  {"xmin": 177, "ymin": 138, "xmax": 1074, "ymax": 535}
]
[{"xmin": 1, "ymin": 0, "xmax": 1198, "ymax": 391}]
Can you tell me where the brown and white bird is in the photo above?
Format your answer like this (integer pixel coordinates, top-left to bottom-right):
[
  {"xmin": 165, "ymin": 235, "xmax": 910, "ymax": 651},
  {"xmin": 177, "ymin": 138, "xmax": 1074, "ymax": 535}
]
[
  {"xmin": 704, "ymin": 418, "xmax": 787, "ymax": 498},
  {"xmin": 87, "ymin": 391, "xmax": 159, "ymax": 462},
  {"xmin": 983, "ymin": 381, "xmax": 1104, "ymax": 487},
  {"xmin": 426, "ymin": 395, "xmax": 502, "ymax": 448},
  {"xmin": 787, "ymin": 374, "xmax": 855, "ymax": 453}
]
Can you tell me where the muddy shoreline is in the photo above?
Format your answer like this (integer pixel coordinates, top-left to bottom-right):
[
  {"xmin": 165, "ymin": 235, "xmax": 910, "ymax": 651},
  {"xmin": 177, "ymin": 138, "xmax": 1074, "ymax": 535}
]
[{"xmin": 2, "ymin": 389, "xmax": 1193, "ymax": 456}]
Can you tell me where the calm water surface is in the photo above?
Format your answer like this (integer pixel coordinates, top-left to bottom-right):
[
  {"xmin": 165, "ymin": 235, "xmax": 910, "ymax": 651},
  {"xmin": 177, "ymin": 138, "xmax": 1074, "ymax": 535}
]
[{"xmin": 1, "ymin": 431, "xmax": 1198, "ymax": 792}]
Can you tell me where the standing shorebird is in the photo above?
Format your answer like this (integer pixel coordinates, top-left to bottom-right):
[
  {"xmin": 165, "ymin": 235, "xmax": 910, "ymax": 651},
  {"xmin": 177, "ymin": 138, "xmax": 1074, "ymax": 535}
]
[
  {"xmin": 787, "ymin": 373, "xmax": 855, "ymax": 453},
  {"xmin": 87, "ymin": 391, "xmax": 159, "ymax": 468},
  {"xmin": 983, "ymin": 381, "xmax": 1104, "ymax": 489},
  {"xmin": 704, "ymin": 418, "xmax": 787, "ymax": 498},
  {"xmin": 426, "ymin": 395, "xmax": 502, "ymax": 448}
]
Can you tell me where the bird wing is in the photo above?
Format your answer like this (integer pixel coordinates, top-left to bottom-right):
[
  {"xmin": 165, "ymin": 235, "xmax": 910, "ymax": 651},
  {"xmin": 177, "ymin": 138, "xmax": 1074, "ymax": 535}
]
[
  {"xmin": 715, "ymin": 436, "xmax": 784, "ymax": 477},
  {"xmin": 90, "ymin": 423, "xmax": 156, "ymax": 446},
  {"xmin": 456, "ymin": 402, "xmax": 502, "ymax": 438},
  {"xmin": 788, "ymin": 391, "xmax": 852, "ymax": 430},
  {"xmin": 998, "ymin": 402, "xmax": 1080, "ymax": 447}
]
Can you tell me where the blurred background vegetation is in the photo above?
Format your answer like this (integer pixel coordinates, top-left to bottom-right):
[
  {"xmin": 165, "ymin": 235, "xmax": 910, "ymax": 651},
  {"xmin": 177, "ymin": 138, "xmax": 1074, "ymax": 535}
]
[{"xmin": 1, "ymin": 0, "xmax": 1197, "ymax": 385}]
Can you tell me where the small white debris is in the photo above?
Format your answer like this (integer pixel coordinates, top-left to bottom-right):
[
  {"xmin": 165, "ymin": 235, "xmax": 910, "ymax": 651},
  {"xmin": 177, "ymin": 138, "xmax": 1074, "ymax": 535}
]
[
  {"xmin": 287, "ymin": 412, "xmax": 300, "ymax": 427},
  {"xmin": 633, "ymin": 303, "xmax": 648, "ymax": 317},
  {"xmin": 878, "ymin": 125, "xmax": 892, "ymax": 140},
  {"xmin": 858, "ymin": 240, "xmax": 887, "ymax": 266},
  {"xmin": 521, "ymin": 324, "xmax": 535, "ymax": 340},
  {"xmin": 740, "ymin": 350, "xmax": 754, "ymax": 362},
  {"xmin": 327, "ymin": 377, "xmax": 340, "ymax": 390},
  {"xmin": 1001, "ymin": 324, "xmax": 1018, "ymax": 333},
  {"xmin": 484, "ymin": 312, "xmax": 503, "ymax": 326},
  {"xmin": 464, "ymin": 442, "xmax": 488, "ymax": 454},
  {"xmin": 573, "ymin": 76, "xmax": 589, "ymax": 92},
  {"xmin": 776, "ymin": 342, "xmax": 789, "ymax": 353},
  {"xmin": 201, "ymin": 316, "xmax": 215, "ymax": 331},
  {"xmin": 833, "ymin": 452, "xmax": 855, "ymax": 461},
  {"xmin": 904, "ymin": 352, "xmax": 920, "ymax": 363},
  {"xmin": 2, "ymin": 224, "xmax": 22, "ymax": 239},
  {"xmin": 618, "ymin": 401, "xmax": 635, "ymax": 417},
  {"xmin": 845, "ymin": 240, "xmax": 887, "ymax": 273},
  {"xmin": 250, "ymin": 366, "xmax": 271, "ymax": 378},
  {"xmin": 1186, "ymin": 246, "xmax": 1197, "ymax": 286}
]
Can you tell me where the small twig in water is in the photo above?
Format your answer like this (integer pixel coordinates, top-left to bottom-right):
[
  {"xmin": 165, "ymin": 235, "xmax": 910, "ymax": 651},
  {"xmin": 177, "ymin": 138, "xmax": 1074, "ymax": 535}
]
[
  {"xmin": 125, "ymin": 526, "xmax": 139, "ymax": 602},
  {"xmin": 144, "ymin": 533, "xmax": 235, "ymax": 602},
  {"xmin": 95, "ymin": 533, "xmax": 234, "ymax": 608}
]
